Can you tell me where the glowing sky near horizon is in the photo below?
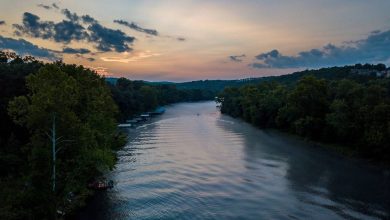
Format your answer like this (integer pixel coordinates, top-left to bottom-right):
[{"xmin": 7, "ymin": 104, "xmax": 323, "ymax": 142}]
[{"xmin": 0, "ymin": 0, "xmax": 389, "ymax": 81}]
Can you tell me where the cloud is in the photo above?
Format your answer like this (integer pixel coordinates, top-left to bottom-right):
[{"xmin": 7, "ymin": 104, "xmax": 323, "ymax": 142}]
[
  {"xmin": 52, "ymin": 3, "xmax": 59, "ymax": 9},
  {"xmin": 101, "ymin": 50, "xmax": 160, "ymax": 63},
  {"xmin": 0, "ymin": 20, "xmax": 5, "ymax": 25},
  {"xmin": 53, "ymin": 20, "xmax": 87, "ymax": 43},
  {"xmin": 0, "ymin": 35, "xmax": 60, "ymax": 60},
  {"xmin": 36, "ymin": 3, "xmax": 59, "ymax": 10},
  {"xmin": 13, "ymin": 12, "xmax": 87, "ymax": 43},
  {"xmin": 62, "ymin": 47, "xmax": 90, "ymax": 54},
  {"xmin": 61, "ymin": 9, "xmax": 79, "ymax": 22},
  {"xmin": 252, "ymin": 29, "xmax": 390, "ymax": 69},
  {"xmin": 114, "ymin": 20, "xmax": 158, "ymax": 36},
  {"xmin": 13, "ymin": 10, "xmax": 135, "ymax": 52},
  {"xmin": 113, "ymin": 20, "xmax": 186, "ymax": 42},
  {"xmin": 81, "ymin": 15, "xmax": 97, "ymax": 24},
  {"xmin": 13, "ymin": 12, "xmax": 54, "ymax": 39},
  {"xmin": 37, "ymin": 4, "xmax": 52, "ymax": 10},
  {"xmin": 74, "ymin": 53, "xmax": 95, "ymax": 62},
  {"xmin": 229, "ymin": 54, "xmax": 246, "ymax": 62},
  {"xmin": 88, "ymin": 22, "xmax": 135, "ymax": 52}
]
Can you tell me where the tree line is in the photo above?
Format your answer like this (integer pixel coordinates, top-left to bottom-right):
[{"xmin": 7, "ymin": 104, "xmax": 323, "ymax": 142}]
[
  {"xmin": 164, "ymin": 63, "xmax": 387, "ymax": 92},
  {"xmin": 217, "ymin": 67, "xmax": 390, "ymax": 163},
  {"xmin": 109, "ymin": 78, "xmax": 215, "ymax": 121}
]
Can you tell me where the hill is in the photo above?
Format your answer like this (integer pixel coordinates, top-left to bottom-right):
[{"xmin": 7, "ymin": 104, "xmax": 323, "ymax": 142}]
[{"xmin": 108, "ymin": 63, "xmax": 389, "ymax": 92}]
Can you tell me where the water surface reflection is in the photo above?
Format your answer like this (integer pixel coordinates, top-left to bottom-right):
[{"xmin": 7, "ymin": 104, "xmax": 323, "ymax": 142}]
[{"xmin": 76, "ymin": 102, "xmax": 389, "ymax": 220}]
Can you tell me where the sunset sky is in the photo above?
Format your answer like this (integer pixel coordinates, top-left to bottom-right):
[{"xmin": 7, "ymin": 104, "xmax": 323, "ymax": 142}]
[{"xmin": 0, "ymin": 0, "xmax": 389, "ymax": 81}]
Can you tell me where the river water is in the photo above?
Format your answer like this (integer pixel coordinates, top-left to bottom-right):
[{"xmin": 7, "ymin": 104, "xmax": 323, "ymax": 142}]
[{"xmin": 77, "ymin": 101, "xmax": 389, "ymax": 220}]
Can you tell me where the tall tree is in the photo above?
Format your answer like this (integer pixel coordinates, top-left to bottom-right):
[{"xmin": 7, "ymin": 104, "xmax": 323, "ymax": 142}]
[{"xmin": 8, "ymin": 64, "xmax": 122, "ymax": 218}]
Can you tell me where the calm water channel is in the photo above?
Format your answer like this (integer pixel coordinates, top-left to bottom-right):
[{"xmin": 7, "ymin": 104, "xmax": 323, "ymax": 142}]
[{"xmin": 76, "ymin": 101, "xmax": 389, "ymax": 220}]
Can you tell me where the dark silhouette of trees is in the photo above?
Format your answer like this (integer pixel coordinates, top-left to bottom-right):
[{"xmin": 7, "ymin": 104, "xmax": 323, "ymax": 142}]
[
  {"xmin": 218, "ymin": 67, "xmax": 390, "ymax": 163},
  {"xmin": 1, "ymin": 55, "xmax": 123, "ymax": 219},
  {"xmin": 109, "ymin": 77, "xmax": 215, "ymax": 121}
]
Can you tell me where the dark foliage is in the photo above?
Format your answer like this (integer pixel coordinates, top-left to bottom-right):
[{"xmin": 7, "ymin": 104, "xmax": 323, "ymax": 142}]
[
  {"xmin": 217, "ymin": 65, "xmax": 390, "ymax": 163},
  {"xmin": 109, "ymin": 77, "xmax": 215, "ymax": 121},
  {"xmin": 0, "ymin": 52, "xmax": 124, "ymax": 219}
]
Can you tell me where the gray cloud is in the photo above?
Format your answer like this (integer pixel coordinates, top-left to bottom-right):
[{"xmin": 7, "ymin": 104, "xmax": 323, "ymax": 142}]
[
  {"xmin": 13, "ymin": 10, "xmax": 135, "ymax": 53},
  {"xmin": 74, "ymin": 53, "xmax": 95, "ymax": 62},
  {"xmin": 88, "ymin": 22, "xmax": 134, "ymax": 52},
  {"xmin": 62, "ymin": 47, "xmax": 90, "ymax": 54},
  {"xmin": 0, "ymin": 35, "xmax": 60, "ymax": 60},
  {"xmin": 13, "ymin": 12, "xmax": 54, "ymax": 39},
  {"xmin": 13, "ymin": 12, "xmax": 88, "ymax": 43},
  {"xmin": 52, "ymin": 3, "xmax": 59, "ymax": 9},
  {"xmin": 61, "ymin": 9, "xmax": 79, "ymax": 22},
  {"xmin": 114, "ymin": 20, "xmax": 158, "ymax": 36},
  {"xmin": 81, "ymin": 15, "xmax": 97, "ymax": 24},
  {"xmin": 229, "ymin": 54, "xmax": 246, "ymax": 62},
  {"xmin": 53, "ymin": 20, "xmax": 87, "ymax": 43},
  {"xmin": 37, "ymin": 4, "xmax": 52, "ymax": 10},
  {"xmin": 114, "ymin": 20, "xmax": 186, "ymax": 42},
  {"xmin": 0, "ymin": 20, "xmax": 5, "ymax": 25},
  {"xmin": 252, "ymin": 29, "xmax": 390, "ymax": 69}
]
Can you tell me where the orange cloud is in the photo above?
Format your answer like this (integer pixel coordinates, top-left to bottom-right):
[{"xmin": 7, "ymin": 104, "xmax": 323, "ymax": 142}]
[{"xmin": 101, "ymin": 50, "xmax": 161, "ymax": 63}]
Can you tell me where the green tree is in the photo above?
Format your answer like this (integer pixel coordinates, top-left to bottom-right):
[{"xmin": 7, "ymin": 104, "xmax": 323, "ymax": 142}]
[
  {"xmin": 140, "ymin": 85, "xmax": 158, "ymax": 111},
  {"xmin": 277, "ymin": 76, "xmax": 329, "ymax": 138},
  {"xmin": 8, "ymin": 64, "xmax": 122, "ymax": 218}
]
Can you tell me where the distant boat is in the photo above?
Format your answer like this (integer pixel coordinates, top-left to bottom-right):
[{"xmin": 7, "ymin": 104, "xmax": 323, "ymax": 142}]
[{"xmin": 119, "ymin": 107, "xmax": 166, "ymax": 128}]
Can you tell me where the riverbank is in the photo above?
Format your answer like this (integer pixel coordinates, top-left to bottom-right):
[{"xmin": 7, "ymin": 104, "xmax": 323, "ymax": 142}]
[
  {"xmin": 217, "ymin": 75, "xmax": 390, "ymax": 164},
  {"xmin": 73, "ymin": 102, "xmax": 390, "ymax": 219}
]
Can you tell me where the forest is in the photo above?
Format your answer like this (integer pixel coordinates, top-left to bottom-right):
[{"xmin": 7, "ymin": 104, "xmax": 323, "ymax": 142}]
[
  {"xmin": 0, "ymin": 51, "xmax": 213, "ymax": 219},
  {"xmin": 109, "ymin": 78, "xmax": 215, "ymax": 121},
  {"xmin": 217, "ymin": 65, "xmax": 390, "ymax": 163}
]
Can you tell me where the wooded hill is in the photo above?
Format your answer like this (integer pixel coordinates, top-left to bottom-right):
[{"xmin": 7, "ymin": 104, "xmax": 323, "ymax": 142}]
[{"xmin": 138, "ymin": 63, "xmax": 390, "ymax": 92}]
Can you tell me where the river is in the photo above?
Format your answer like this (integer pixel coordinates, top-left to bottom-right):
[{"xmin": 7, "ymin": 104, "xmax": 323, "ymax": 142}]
[{"xmin": 76, "ymin": 101, "xmax": 389, "ymax": 220}]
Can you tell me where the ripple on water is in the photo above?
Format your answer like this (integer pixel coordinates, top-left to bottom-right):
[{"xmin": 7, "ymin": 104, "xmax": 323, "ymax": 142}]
[{"xmin": 77, "ymin": 102, "xmax": 390, "ymax": 220}]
